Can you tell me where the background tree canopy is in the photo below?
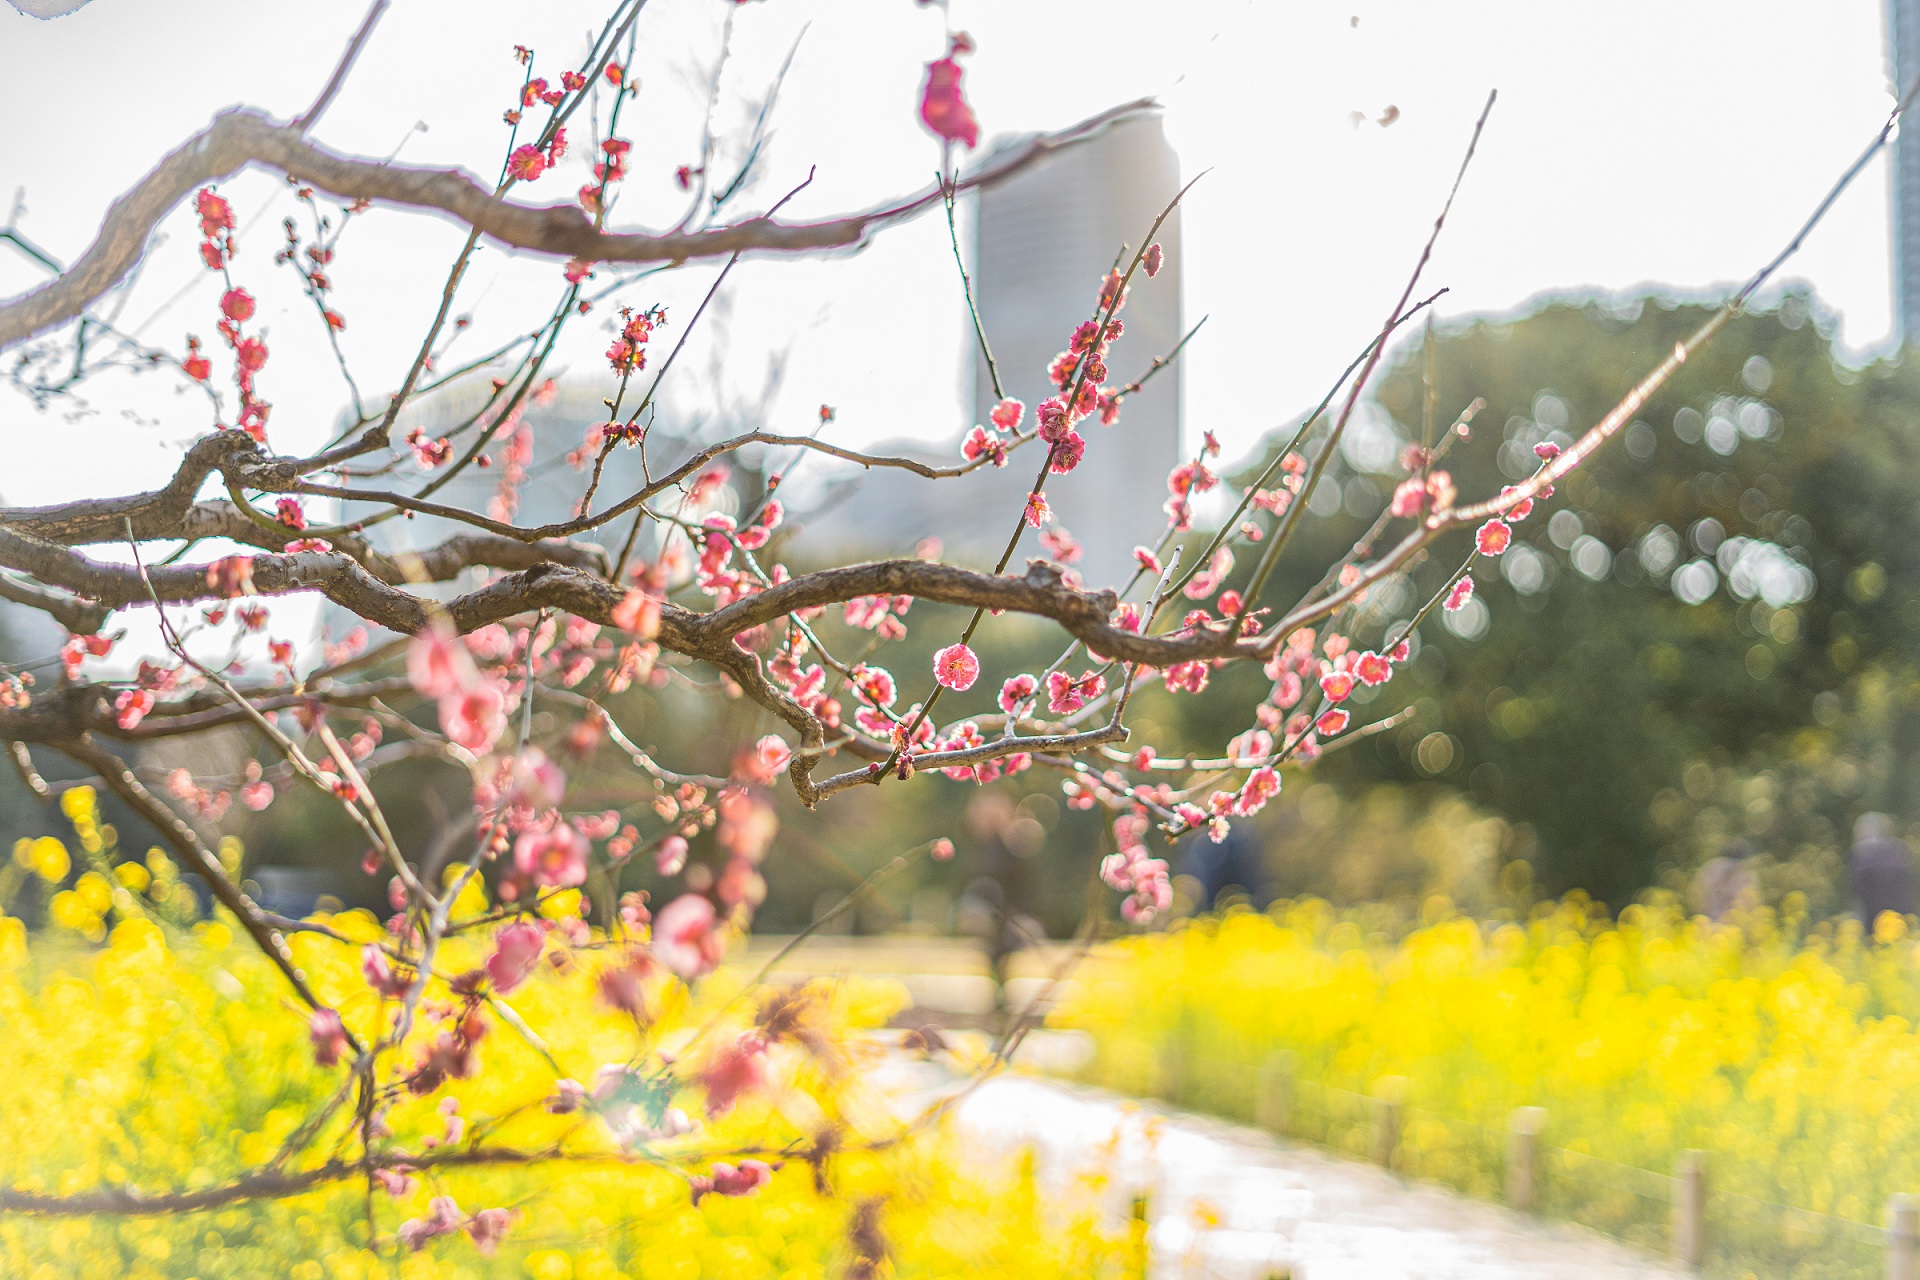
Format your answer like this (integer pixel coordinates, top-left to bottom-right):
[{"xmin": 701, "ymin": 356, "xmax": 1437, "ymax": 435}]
[
  {"xmin": 736, "ymin": 291, "xmax": 1920, "ymax": 929},
  {"xmin": 1282, "ymin": 293, "xmax": 1920, "ymax": 910}
]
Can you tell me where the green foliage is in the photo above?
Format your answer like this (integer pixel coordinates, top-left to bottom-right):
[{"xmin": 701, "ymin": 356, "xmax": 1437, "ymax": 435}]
[{"xmin": 1244, "ymin": 294, "xmax": 1920, "ymax": 905}]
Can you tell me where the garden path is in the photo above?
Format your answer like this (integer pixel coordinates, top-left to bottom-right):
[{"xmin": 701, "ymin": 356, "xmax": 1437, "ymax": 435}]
[
  {"xmin": 924, "ymin": 1063, "xmax": 1689, "ymax": 1280},
  {"xmin": 766, "ymin": 936, "xmax": 1689, "ymax": 1277}
]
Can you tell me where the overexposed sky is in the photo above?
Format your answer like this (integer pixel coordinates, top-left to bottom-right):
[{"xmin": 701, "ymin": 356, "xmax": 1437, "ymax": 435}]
[{"xmin": 0, "ymin": 0, "xmax": 1898, "ymax": 512}]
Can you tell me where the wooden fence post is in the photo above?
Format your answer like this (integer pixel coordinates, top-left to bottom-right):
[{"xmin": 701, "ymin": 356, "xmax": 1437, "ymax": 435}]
[
  {"xmin": 1372, "ymin": 1077, "xmax": 1405, "ymax": 1170},
  {"xmin": 1507, "ymin": 1106, "xmax": 1547, "ymax": 1213},
  {"xmin": 1673, "ymin": 1149, "xmax": 1706, "ymax": 1268},
  {"xmin": 1129, "ymin": 1191, "xmax": 1152, "ymax": 1280},
  {"xmin": 1890, "ymin": 1194, "xmax": 1918, "ymax": 1280},
  {"xmin": 1255, "ymin": 1050, "xmax": 1294, "ymax": 1137}
]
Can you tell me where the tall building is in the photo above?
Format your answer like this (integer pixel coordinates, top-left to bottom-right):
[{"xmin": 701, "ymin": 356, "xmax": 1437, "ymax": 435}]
[
  {"xmin": 336, "ymin": 113, "xmax": 1186, "ymax": 609},
  {"xmin": 1890, "ymin": 0, "xmax": 1920, "ymax": 344},
  {"xmin": 969, "ymin": 110, "xmax": 1186, "ymax": 586},
  {"xmin": 798, "ymin": 110, "xmax": 1185, "ymax": 588}
]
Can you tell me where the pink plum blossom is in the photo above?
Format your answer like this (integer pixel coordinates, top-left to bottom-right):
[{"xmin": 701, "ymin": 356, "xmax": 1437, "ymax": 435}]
[
  {"xmin": 1475, "ymin": 519, "xmax": 1512, "ymax": 556},
  {"xmin": 515, "ymin": 822, "xmax": 590, "ymax": 888},
  {"xmin": 309, "ymin": 1008, "xmax": 349, "ymax": 1067},
  {"xmin": 653, "ymin": 893, "xmax": 724, "ymax": 979},
  {"xmin": 932, "ymin": 643, "xmax": 980, "ymax": 691},
  {"xmin": 485, "ymin": 920, "xmax": 545, "ymax": 994},
  {"xmin": 407, "ymin": 625, "xmax": 473, "ymax": 699},
  {"xmin": 441, "ymin": 680, "xmax": 507, "ymax": 754},
  {"xmin": 691, "ymin": 1159, "xmax": 775, "ymax": 1203}
]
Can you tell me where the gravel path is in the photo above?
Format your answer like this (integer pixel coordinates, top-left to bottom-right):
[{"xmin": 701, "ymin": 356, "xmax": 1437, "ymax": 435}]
[{"xmin": 939, "ymin": 1071, "xmax": 1688, "ymax": 1280}]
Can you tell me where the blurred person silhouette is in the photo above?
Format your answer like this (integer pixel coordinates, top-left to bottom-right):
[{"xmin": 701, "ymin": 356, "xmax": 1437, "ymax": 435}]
[
  {"xmin": 961, "ymin": 791, "xmax": 1035, "ymax": 999},
  {"xmin": 1183, "ymin": 821, "xmax": 1268, "ymax": 912},
  {"xmin": 1695, "ymin": 839, "xmax": 1756, "ymax": 921},
  {"xmin": 1849, "ymin": 812, "xmax": 1915, "ymax": 926}
]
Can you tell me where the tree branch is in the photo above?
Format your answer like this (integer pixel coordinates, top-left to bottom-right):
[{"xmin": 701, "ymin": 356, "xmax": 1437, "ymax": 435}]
[
  {"xmin": 0, "ymin": 572, "xmax": 109, "ymax": 634},
  {"xmin": 292, "ymin": 0, "xmax": 391, "ymax": 132},
  {"xmin": 695, "ymin": 558, "xmax": 1252, "ymax": 668},
  {"xmin": 810, "ymin": 722, "xmax": 1129, "ymax": 802},
  {"xmin": 0, "ymin": 99, "xmax": 1155, "ymax": 352},
  {"xmin": 0, "ymin": 1142, "xmax": 688, "ymax": 1217},
  {"xmin": 0, "ymin": 516, "xmax": 613, "ymax": 638},
  {"xmin": 0, "ymin": 431, "xmax": 258, "ymax": 545},
  {"xmin": 54, "ymin": 734, "xmax": 355, "ymax": 1052}
]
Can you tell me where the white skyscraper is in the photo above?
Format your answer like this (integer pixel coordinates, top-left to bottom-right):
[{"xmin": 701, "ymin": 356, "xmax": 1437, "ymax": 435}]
[{"xmin": 969, "ymin": 110, "xmax": 1185, "ymax": 586}]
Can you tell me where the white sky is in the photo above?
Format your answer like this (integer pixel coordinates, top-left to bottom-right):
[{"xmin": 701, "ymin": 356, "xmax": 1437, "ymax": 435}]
[{"xmin": 0, "ymin": 0, "xmax": 1898, "ymax": 532}]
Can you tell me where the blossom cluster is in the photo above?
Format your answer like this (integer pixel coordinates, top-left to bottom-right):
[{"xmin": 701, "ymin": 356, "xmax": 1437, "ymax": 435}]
[
  {"xmin": 1098, "ymin": 813, "xmax": 1172, "ymax": 923},
  {"xmin": 179, "ymin": 187, "xmax": 274, "ymax": 442}
]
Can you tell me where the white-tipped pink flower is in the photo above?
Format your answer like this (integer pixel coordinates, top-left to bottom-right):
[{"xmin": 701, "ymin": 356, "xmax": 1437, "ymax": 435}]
[
  {"xmin": 1354, "ymin": 651, "xmax": 1392, "ymax": 686},
  {"xmin": 1475, "ymin": 519, "xmax": 1512, "ymax": 556},
  {"xmin": 932, "ymin": 643, "xmax": 980, "ymax": 691},
  {"xmin": 1318, "ymin": 669, "xmax": 1355, "ymax": 702}
]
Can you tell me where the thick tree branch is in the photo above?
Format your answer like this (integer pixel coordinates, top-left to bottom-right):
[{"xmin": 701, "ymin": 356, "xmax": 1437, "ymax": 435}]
[
  {"xmin": 0, "ymin": 1162, "xmax": 353, "ymax": 1217},
  {"xmin": 698, "ymin": 558, "xmax": 1253, "ymax": 668},
  {"xmin": 0, "ymin": 516, "xmax": 612, "ymax": 638},
  {"xmin": 0, "ymin": 540, "xmax": 1252, "ymax": 815},
  {"xmin": 0, "ymin": 100, "xmax": 1154, "ymax": 352},
  {"xmin": 0, "ymin": 433, "xmax": 606, "ymax": 584},
  {"xmin": 0, "ymin": 432, "xmax": 258, "ymax": 545},
  {"xmin": 0, "ymin": 1142, "xmax": 692, "ymax": 1217},
  {"xmin": 0, "ymin": 573, "xmax": 108, "ymax": 634},
  {"xmin": 175, "ymin": 501, "xmax": 609, "ymax": 581},
  {"xmin": 0, "ymin": 527, "xmax": 434, "ymax": 632},
  {"xmin": 1, "ymin": 416, "xmax": 993, "ymax": 558}
]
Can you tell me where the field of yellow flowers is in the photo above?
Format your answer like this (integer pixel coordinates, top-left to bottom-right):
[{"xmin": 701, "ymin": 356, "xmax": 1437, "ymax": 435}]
[
  {"xmin": 1053, "ymin": 894, "xmax": 1920, "ymax": 1276},
  {"xmin": 0, "ymin": 794, "xmax": 1129, "ymax": 1279}
]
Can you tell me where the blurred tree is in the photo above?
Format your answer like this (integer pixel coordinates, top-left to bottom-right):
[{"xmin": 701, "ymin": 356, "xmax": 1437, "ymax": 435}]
[{"xmin": 1260, "ymin": 294, "xmax": 1920, "ymax": 905}]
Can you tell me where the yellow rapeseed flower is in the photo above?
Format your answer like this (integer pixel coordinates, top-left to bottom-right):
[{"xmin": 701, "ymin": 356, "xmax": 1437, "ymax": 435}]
[
  {"xmin": 0, "ymin": 910, "xmax": 1127, "ymax": 1277},
  {"xmin": 1055, "ymin": 894, "xmax": 1920, "ymax": 1263},
  {"xmin": 28, "ymin": 835, "xmax": 68, "ymax": 883}
]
